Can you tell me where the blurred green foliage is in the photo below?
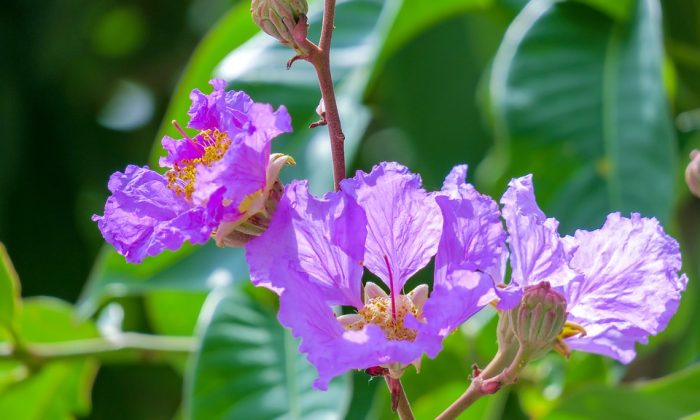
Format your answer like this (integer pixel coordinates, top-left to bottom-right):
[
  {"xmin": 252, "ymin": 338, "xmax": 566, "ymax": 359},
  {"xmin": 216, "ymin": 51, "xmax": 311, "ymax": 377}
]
[{"xmin": 1, "ymin": 0, "xmax": 700, "ymax": 418}]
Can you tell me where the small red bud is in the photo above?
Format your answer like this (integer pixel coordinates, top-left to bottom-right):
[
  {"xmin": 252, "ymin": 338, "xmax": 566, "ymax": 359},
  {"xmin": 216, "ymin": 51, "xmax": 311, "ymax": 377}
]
[
  {"xmin": 364, "ymin": 366, "xmax": 388, "ymax": 377},
  {"xmin": 481, "ymin": 380, "xmax": 502, "ymax": 394}
]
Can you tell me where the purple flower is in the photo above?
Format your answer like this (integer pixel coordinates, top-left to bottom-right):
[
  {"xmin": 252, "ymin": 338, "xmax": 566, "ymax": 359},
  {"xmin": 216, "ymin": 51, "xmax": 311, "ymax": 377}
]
[
  {"xmin": 93, "ymin": 80, "xmax": 293, "ymax": 263},
  {"xmin": 498, "ymin": 175, "xmax": 687, "ymax": 363},
  {"xmin": 246, "ymin": 162, "xmax": 505, "ymax": 389}
]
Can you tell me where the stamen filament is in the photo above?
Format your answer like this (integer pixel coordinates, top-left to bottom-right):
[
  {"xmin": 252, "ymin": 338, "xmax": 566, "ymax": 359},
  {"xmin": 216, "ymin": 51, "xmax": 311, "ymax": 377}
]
[
  {"xmin": 384, "ymin": 255, "xmax": 397, "ymax": 322},
  {"xmin": 171, "ymin": 120, "xmax": 194, "ymax": 142}
]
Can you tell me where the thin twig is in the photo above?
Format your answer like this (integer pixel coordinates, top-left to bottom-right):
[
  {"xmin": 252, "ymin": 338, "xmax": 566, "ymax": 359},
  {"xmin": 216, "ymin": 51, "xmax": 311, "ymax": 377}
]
[
  {"xmin": 308, "ymin": 0, "xmax": 346, "ymax": 191},
  {"xmin": 436, "ymin": 348, "xmax": 521, "ymax": 420},
  {"xmin": 0, "ymin": 333, "xmax": 196, "ymax": 366}
]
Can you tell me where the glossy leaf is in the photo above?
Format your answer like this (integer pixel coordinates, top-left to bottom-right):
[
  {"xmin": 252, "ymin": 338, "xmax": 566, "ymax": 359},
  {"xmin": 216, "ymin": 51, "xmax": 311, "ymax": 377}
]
[
  {"xmin": 372, "ymin": 0, "xmax": 494, "ymax": 76},
  {"xmin": 186, "ymin": 286, "xmax": 351, "ymax": 419},
  {"xmin": 488, "ymin": 0, "xmax": 677, "ymax": 233},
  {"xmin": 0, "ymin": 298, "xmax": 99, "ymax": 419},
  {"xmin": 0, "ymin": 243, "xmax": 20, "ymax": 330},
  {"xmin": 543, "ymin": 363, "xmax": 700, "ymax": 419}
]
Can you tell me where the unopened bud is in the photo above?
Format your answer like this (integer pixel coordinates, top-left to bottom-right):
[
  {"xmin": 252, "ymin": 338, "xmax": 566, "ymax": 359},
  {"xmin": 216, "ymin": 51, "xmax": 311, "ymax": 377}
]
[
  {"xmin": 508, "ymin": 282, "xmax": 567, "ymax": 360},
  {"xmin": 251, "ymin": 0, "xmax": 309, "ymax": 54},
  {"xmin": 685, "ymin": 150, "xmax": 700, "ymax": 198},
  {"xmin": 496, "ymin": 308, "xmax": 518, "ymax": 350}
]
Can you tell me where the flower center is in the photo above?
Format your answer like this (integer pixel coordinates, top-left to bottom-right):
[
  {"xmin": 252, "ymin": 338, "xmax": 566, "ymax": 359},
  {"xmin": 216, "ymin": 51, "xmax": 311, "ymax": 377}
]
[
  {"xmin": 166, "ymin": 128, "xmax": 232, "ymax": 200},
  {"xmin": 343, "ymin": 294, "xmax": 421, "ymax": 341}
]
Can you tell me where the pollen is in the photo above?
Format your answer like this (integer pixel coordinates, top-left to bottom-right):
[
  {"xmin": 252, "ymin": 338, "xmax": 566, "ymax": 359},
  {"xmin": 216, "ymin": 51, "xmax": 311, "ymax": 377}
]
[
  {"xmin": 166, "ymin": 129, "xmax": 232, "ymax": 200},
  {"xmin": 344, "ymin": 295, "xmax": 421, "ymax": 341}
]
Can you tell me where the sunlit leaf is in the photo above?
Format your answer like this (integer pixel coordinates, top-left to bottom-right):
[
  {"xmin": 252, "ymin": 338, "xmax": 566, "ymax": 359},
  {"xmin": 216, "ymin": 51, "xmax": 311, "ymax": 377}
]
[
  {"xmin": 543, "ymin": 363, "xmax": 700, "ymax": 419},
  {"xmin": 0, "ymin": 298, "xmax": 99, "ymax": 419}
]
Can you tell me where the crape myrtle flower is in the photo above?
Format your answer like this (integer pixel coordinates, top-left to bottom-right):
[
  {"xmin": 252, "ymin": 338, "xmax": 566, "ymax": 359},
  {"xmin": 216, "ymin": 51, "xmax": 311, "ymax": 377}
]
[
  {"xmin": 93, "ymin": 79, "xmax": 293, "ymax": 263},
  {"xmin": 246, "ymin": 162, "xmax": 506, "ymax": 389},
  {"xmin": 496, "ymin": 175, "xmax": 687, "ymax": 362}
]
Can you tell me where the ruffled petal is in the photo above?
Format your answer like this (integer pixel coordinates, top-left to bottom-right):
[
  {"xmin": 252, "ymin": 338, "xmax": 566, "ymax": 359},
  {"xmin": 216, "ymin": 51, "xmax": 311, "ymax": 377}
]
[
  {"xmin": 340, "ymin": 162, "xmax": 442, "ymax": 291},
  {"xmin": 193, "ymin": 137, "xmax": 268, "ymax": 221},
  {"xmin": 435, "ymin": 165, "xmax": 506, "ymax": 277},
  {"xmin": 159, "ymin": 135, "xmax": 205, "ymax": 168},
  {"xmin": 277, "ymin": 286, "xmax": 427, "ymax": 390},
  {"xmin": 246, "ymin": 181, "xmax": 366, "ymax": 307},
  {"xmin": 563, "ymin": 213, "xmax": 687, "ymax": 363},
  {"xmin": 410, "ymin": 166, "xmax": 505, "ymax": 357},
  {"xmin": 192, "ymin": 102, "xmax": 292, "ymax": 222},
  {"xmin": 412, "ymin": 269, "xmax": 493, "ymax": 358},
  {"xmin": 247, "ymin": 103, "xmax": 293, "ymax": 141},
  {"xmin": 92, "ymin": 165, "xmax": 216, "ymax": 263},
  {"xmin": 498, "ymin": 175, "xmax": 579, "ymax": 309},
  {"xmin": 187, "ymin": 79, "xmax": 254, "ymax": 132}
]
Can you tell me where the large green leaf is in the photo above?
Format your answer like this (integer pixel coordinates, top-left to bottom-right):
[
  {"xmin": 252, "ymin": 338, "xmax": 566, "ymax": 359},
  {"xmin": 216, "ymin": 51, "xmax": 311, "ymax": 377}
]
[
  {"xmin": 488, "ymin": 0, "xmax": 677, "ymax": 233},
  {"xmin": 371, "ymin": 0, "xmax": 493, "ymax": 79},
  {"xmin": 0, "ymin": 243, "xmax": 20, "ymax": 330},
  {"xmin": 543, "ymin": 363, "xmax": 700, "ymax": 419},
  {"xmin": 185, "ymin": 286, "xmax": 351, "ymax": 419},
  {"xmin": 78, "ymin": 243, "xmax": 246, "ymax": 316},
  {"xmin": 0, "ymin": 298, "xmax": 99, "ymax": 419},
  {"xmin": 80, "ymin": 0, "xmax": 401, "ymax": 315}
]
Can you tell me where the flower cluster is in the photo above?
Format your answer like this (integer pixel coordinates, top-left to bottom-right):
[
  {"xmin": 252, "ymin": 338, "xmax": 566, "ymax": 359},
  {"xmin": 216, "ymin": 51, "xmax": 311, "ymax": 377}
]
[
  {"xmin": 245, "ymin": 163, "xmax": 687, "ymax": 388},
  {"xmin": 93, "ymin": 79, "xmax": 293, "ymax": 263},
  {"xmin": 93, "ymin": 80, "xmax": 686, "ymax": 392}
]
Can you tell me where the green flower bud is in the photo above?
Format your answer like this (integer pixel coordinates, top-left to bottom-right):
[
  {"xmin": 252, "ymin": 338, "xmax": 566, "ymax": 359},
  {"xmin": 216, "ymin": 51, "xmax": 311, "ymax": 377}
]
[
  {"xmin": 508, "ymin": 281, "xmax": 567, "ymax": 360},
  {"xmin": 251, "ymin": 0, "xmax": 309, "ymax": 54}
]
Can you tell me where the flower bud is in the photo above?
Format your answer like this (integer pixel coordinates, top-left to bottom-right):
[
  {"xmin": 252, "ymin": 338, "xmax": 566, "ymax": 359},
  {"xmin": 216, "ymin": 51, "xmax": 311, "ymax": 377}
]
[
  {"xmin": 251, "ymin": 0, "xmax": 309, "ymax": 54},
  {"xmin": 685, "ymin": 150, "xmax": 700, "ymax": 198},
  {"xmin": 496, "ymin": 307, "xmax": 518, "ymax": 351},
  {"xmin": 508, "ymin": 282, "xmax": 567, "ymax": 360}
]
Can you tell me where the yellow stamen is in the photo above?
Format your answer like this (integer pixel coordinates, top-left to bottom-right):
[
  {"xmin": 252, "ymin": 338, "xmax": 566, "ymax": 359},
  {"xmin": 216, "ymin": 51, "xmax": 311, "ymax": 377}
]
[
  {"xmin": 166, "ymin": 129, "xmax": 232, "ymax": 199},
  {"xmin": 558, "ymin": 321, "xmax": 587, "ymax": 340},
  {"xmin": 553, "ymin": 321, "xmax": 587, "ymax": 358},
  {"xmin": 343, "ymin": 295, "xmax": 421, "ymax": 341}
]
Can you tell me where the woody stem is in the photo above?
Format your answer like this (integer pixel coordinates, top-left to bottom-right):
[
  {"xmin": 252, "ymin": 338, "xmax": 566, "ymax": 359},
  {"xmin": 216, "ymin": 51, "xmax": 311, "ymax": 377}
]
[{"xmin": 307, "ymin": 0, "xmax": 346, "ymax": 191}]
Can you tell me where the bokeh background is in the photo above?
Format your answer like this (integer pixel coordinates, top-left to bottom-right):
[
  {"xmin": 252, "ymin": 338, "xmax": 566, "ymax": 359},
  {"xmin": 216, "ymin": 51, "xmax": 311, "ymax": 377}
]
[{"xmin": 1, "ymin": 0, "xmax": 699, "ymax": 418}]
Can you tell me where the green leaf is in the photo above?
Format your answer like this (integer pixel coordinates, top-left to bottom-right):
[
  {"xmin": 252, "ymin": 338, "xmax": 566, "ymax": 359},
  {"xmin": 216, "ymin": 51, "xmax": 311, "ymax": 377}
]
[
  {"xmin": 0, "ymin": 298, "xmax": 99, "ymax": 419},
  {"xmin": 145, "ymin": 291, "xmax": 208, "ymax": 337},
  {"xmin": 569, "ymin": 0, "xmax": 635, "ymax": 21},
  {"xmin": 185, "ymin": 286, "xmax": 351, "ymax": 419},
  {"xmin": 0, "ymin": 243, "xmax": 20, "ymax": 330},
  {"xmin": 543, "ymin": 363, "xmax": 700, "ymax": 419},
  {"xmin": 81, "ymin": 0, "xmax": 401, "ymax": 314},
  {"xmin": 488, "ymin": 0, "xmax": 677, "ymax": 233},
  {"xmin": 78, "ymin": 243, "xmax": 246, "ymax": 316},
  {"xmin": 373, "ymin": 0, "xmax": 494, "ymax": 76}
]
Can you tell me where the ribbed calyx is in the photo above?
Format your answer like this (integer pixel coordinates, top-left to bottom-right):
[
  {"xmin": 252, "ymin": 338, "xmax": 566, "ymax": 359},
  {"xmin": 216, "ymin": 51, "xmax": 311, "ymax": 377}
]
[
  {"xmin": 508, "ymin": 281, "xmax": 567, "ymax": 360},
  {"xmin": 251, "ymin": 0, "xmax": 309, "ymax": 54}
]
